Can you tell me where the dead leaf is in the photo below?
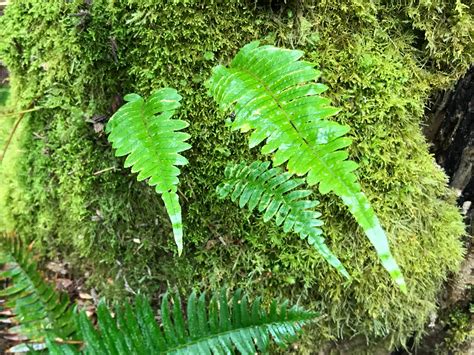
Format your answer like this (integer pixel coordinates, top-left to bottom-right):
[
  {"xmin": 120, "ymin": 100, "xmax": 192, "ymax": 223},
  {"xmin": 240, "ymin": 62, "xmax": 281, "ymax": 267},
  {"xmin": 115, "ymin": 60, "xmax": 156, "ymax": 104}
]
[
  {"xmin": 0, "ymin": 318, "xmax": 15, "ymax": 324},
  {"xmin": 93, "ymin": 122, "xmax": 104, "ymax": 133},
  {"xmin": 55, "ymin": 278, "xmax": 73, "ymax": 290},
  {"xmin": 79, "ymin": 292, "xmax": 93, "ymax": 300},
  {"xmin": 205, "ymin": 239, "xmax": 217, "ymax": 250},
  {"xmin": 3, "ymin": 334, "xmax": 28, "ymax": 341},
  {"xmin": 46, "ymin": 262, "xmax": 68, "ymax": 275}
]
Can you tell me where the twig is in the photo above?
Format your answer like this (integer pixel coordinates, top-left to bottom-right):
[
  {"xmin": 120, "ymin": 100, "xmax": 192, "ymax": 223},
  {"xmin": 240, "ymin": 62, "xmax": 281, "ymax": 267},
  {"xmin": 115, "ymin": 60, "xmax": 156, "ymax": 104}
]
[
  {"xmin": 93, "ymin": 166, "xmax": 116, "ymax": 175},
  {"xmin": 0, "ymin": 107, "xmax": 42, "ymax": 118},
  {"xmin": 177, "ymin": 188, "xmax": 189, "ymax": 203},
  {"xmin": 0, "ymin": 104, "xmax": 35, "ymax": 163},
  {"xmin": 52, "ymin": 338, "xmax": 83, "ymax": 345}
]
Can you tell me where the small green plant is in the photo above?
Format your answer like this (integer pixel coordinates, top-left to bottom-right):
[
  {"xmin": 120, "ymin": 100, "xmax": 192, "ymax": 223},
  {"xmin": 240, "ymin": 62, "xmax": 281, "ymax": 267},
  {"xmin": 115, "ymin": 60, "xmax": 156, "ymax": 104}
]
[
  {"xmin": 440, "ymin": 307, "xmax": 474, "ymax": 353},
  {"xmin": 207, "ymin": 41, "xmax": 406, "ymax": 292},
  {"xmin": 0, "ymin": 234, "xmax": 316, "ymax": 354},
  {"xmin": 106, "ymin": 88, "xmax": 191, "ymax": 255}
]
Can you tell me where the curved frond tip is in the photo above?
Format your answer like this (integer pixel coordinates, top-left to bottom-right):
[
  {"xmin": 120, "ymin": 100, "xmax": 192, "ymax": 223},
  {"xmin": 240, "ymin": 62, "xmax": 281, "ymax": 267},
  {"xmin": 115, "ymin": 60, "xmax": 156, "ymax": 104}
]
[
  {"xmin": 207, "ymin": 41, "xmax": 406, "ymax": 292},
  {"xmin": 106, "ymin": 88, "xmax": 191, "ymax": 255},
  {"xmin": 218, "ymin": 160, "xmax": 349, "ymax": 278}
]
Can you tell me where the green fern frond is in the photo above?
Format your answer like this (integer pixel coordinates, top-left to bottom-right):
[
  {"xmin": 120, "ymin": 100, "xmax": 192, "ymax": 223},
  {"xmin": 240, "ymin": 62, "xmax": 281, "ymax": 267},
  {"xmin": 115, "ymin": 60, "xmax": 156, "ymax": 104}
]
[
  {"xmin": 53, "ymin": 289, "xmax": 316, "ymax": 355},
  {"xmin": 207, "ymin": 41, "xmax": 406, "ymax": 292},
  {"xmin": 0, "ymin": 235, "xmax": 76, "ymax": 347},
  {"xmin": 106, "ymin": 88, "xmax": 191, "ymax": 255},
  {"xmin": 218, "ymin": 160, "xmax": 349, "ymax": 278},
  {"xmin": 0, "ymin": 236, "xmax": 316, "ymax": 354}
]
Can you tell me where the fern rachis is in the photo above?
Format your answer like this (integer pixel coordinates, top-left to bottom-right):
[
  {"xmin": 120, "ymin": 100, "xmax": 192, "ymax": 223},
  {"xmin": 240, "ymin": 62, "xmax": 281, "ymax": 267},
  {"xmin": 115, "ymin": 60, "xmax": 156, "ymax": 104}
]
[
  {"xmin": 106, "ymin": 88, "xmax": 191, "ymax": 255},
  {"xmin": 207, "ymin": 41, "xmax": 406, "ymax": 292},
  {"xmin": 218, "ymin": 160, "xmax": 350, "ymax": 278}
]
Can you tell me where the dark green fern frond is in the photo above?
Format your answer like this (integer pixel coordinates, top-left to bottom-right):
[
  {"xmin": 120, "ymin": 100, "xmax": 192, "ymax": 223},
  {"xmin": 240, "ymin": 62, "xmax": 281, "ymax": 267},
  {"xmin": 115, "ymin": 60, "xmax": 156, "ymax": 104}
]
[
  {"xmin": 106, "ymin": 88, "xmax": 191, "ymax": 255},
  {"xmin": 0, "ymin": 235, "xmax": 316, "ymax": 354},
  {"xmin": 0, "ymin": 235, "xmax": 76, "ymax": 349},
  {"xmin": 207, "ymin": 41, "xmax": 406, "ymax": 293},
  {"xmin": 218, "ymin": 161, "xmax": 349, "ymax": 278},
  {"xmin": 51, "ymin": 289, "xmax": 316, "ymax": 355}
]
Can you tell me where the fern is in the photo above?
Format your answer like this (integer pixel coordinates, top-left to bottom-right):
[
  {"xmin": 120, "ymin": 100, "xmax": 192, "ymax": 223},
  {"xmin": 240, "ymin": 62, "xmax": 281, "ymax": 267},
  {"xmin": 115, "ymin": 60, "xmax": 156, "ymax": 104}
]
[
  {"xmin": 218, "ymin": 160, "xmax": 349, "ymax": 278},
  {"xmin": 207, "ymin": 41, "xmax": 406, "ymax": 292},
  {"xmin": 47, "ymin": 289, "xmax": 316, "ymax": 355},
  {"xmin": 0, "ymin": 235, "xmax": 76, "ymax": 351},
  {"xmin": 106, "ymin": 88, "xmax": 191, "ymax": 255},
  {"xmin": 0, "ymin": 235, "xmax": 316, "ymax": 354}
]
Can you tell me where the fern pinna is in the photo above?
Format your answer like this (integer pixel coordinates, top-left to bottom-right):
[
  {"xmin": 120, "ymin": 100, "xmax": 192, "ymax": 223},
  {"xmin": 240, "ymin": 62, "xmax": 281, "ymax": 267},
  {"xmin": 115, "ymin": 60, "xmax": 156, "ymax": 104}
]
[
  {"xmin": 106, "ymin": 88, "xmax": 191, "ymax": 255},
  {"xmin": 218, "ymin": 160, "xmax": 349, "ymax": 278},
  {"xmin": 0, "ymin": 235, "xmax": 76, "ymax": 352},
  {"xmin": 207, "ymin": 41, "xmax": 406, "ymax": 292},
  {"xmin": 47, "ymin": 289, "xmax": 316, "ymax": 355}
]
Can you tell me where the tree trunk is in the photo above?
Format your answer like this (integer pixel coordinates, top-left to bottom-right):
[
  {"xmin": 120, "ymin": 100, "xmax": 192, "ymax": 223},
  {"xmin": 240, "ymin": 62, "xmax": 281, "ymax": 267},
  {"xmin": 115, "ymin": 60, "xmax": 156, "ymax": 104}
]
[{"xmin": 416, "ymin": 67, "xmax": 473, "ymax": 354}]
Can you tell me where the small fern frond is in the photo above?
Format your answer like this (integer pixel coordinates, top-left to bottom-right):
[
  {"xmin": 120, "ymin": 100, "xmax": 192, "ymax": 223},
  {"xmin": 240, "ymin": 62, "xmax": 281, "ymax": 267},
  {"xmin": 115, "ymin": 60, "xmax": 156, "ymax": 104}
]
[
  {"xmin": 0, "ymin": 235, "xmax": 76, "ymax": 348},
  {"xmin": 106, "ymin": 88, "xmax": 191, "ymax": 255},
  {"xmin": 63, "ymin": 289, "xmax": 316, "ymax": 355},
  {"xmin": 207, "ymin": 41, "xmax": 406, "ymax": 292},
  {"xmin": 218, "ymin": 161, "xmax": 349, "ymax": 278}
]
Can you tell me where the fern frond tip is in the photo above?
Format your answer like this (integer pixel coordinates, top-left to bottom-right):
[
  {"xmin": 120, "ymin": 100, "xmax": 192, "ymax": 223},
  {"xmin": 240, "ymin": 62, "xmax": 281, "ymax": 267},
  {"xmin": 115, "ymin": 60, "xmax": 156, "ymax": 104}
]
[{"xmin": 219, "ymin": 161, "xmax": 350, "ymax": 278}]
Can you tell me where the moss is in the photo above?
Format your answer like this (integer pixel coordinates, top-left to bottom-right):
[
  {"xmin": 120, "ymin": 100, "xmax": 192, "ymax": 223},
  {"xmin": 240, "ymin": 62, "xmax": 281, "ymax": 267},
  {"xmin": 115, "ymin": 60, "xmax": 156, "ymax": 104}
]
[
  {"xmin": 0, "ymin": 87, "xmax": 8, "ymax": 105},
  {"xmin": 0, "ymin": 0, "xmax": 471, "ymax": 351},
  {"xmin": 438, "ymin": 306, "xmax": 474, "ymax": 354}
]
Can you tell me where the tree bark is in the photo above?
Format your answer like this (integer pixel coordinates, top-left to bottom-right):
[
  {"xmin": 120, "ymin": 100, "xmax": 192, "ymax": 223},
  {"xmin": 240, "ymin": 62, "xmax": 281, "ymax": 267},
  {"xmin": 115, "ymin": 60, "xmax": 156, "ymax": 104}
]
[{"xmin": 416, "ymin": 67, "xmax": 474, "ymax": 354}]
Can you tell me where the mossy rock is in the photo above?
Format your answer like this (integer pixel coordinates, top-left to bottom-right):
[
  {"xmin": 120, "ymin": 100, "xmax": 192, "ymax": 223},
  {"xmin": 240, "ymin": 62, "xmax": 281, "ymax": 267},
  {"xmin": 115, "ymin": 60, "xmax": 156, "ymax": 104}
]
[{"xmin": 0, "ymin": 0, "xmax": 471, "ymax": 351}]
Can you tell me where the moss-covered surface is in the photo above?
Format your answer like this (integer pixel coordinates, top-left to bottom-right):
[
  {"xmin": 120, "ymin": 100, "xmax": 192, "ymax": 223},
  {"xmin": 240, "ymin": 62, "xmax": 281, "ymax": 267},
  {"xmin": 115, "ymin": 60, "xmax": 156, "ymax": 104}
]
[
  {"xmin": 0, "ymin": 0, "xmax": 472, "ymax": 351},
  {"xmin": 439, "ymin": 306, "xmax": 474, "ymax": 353}
]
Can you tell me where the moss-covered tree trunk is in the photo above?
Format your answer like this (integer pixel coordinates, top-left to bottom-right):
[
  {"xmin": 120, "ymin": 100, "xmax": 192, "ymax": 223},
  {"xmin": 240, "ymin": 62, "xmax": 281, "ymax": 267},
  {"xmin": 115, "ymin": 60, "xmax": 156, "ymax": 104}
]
[
  {"xmin": 415, "ymin": 67, "xmax": 474, "ymax": 354},
  {"xmin": 0, "ymin": 0, "xmax": 472, "ymax": 352}
]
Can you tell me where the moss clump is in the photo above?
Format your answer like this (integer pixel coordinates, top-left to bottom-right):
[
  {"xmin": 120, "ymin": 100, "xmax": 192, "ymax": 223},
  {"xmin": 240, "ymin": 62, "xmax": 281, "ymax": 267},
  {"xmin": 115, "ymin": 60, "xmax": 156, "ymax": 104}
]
[
  {"xmin": 0, "ymin": 0, "xmax": 471, "ymax": 351},
  {"xmin": 0, "ymin": 87, "xmax": 8, "ymax": 105},
  {"xmin": 439, "ymin": 307, "xmax": 474, "ymax": 353}
]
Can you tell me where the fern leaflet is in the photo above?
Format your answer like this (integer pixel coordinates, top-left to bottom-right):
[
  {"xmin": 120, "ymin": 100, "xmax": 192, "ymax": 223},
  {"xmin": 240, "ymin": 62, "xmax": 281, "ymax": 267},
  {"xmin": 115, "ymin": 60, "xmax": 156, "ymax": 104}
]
[
  {"xmin": 207, "ymin": 41, "xmax": 406, "ymax": 292},
  {"xmin": 0, "ymin": 235, "xmax": 76, "ymax": 352},
  {"xmin": 106, "ymin": 88, "xmax": 191, "ymax": 255},
  {"xmin": 218, "ymin": 160, "xmax": 349, "ymax": 278}
]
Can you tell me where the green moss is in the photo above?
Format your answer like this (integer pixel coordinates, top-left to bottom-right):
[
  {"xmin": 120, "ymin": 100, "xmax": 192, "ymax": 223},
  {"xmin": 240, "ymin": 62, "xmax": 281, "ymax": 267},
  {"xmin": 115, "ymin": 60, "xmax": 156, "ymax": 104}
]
[
  {"xmin": 0, "ymin": 87, "xmax": 9, "ymax": 105},
  {"xmin": 0, "ymin": 0, "xmax": 471, "ymax": 351},
  {"xmin": 438, "ymin": 306, "xmax": 474, "ymax": 354}
]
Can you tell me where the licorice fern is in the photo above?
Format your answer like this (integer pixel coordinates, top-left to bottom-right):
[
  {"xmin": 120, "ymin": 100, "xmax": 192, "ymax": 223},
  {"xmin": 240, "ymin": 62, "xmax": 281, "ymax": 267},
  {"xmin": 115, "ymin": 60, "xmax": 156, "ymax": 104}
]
[
  {"xmin": 218, "ymin": 160, "xmax": 349, "ymax": 278},
  {"xmin": 0, "ymin": 235, "xmax": 76, "ymax": 352},
  {"xmin": 106, "ymin": 88, "xmax": 191, "ymax": 255},
  {"xmin": 207, "ymin": 41, "xmax": 406, "ymax": 292},
  {"xmin": 47, "ymin": 289, "xmax": 316, "ymax": 355}
]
